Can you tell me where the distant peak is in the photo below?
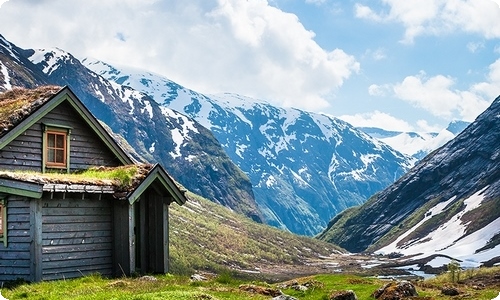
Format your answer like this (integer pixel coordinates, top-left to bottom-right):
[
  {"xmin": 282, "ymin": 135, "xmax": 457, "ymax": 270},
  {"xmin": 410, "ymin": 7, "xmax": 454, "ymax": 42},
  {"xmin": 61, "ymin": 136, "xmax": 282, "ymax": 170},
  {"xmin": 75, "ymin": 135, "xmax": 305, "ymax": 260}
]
[{"xmin": 446, "ymin": 120, "xmax": 470, "ymax": 135}]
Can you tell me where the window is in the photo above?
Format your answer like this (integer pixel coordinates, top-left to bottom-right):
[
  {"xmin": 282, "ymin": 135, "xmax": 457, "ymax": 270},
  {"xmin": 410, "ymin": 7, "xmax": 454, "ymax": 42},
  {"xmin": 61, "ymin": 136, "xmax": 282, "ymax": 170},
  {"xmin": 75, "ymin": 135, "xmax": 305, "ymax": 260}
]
[
  {"xmin": 46, "ymin": 131, "xmax": 67, "ymax": 166},
  {"xmin": 43, "ymin": 124, "xmax": 71, "ymax": 172}
]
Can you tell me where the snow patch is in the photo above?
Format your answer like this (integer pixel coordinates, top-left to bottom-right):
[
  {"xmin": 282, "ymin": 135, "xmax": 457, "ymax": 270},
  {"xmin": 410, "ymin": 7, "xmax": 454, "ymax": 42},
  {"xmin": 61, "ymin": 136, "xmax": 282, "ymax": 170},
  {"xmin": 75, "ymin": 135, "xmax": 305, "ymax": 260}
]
[
  {"xmin": 377, "ymin": 187, "xmax": 500, "ymax": 267},
  {"xmin": 30, "ymin": 48, "xmax": 71, "ymax": 75},
  {"xmin": 265, "ymin": 175, "xmax": 276, "ymax": 188},
  {"xmin": 0, "ymin": 61, "xmax": 12, "ymax": 90},
  {"xmin": 149, "ymin": 142, "xmax": 155, "ymax": 153}
]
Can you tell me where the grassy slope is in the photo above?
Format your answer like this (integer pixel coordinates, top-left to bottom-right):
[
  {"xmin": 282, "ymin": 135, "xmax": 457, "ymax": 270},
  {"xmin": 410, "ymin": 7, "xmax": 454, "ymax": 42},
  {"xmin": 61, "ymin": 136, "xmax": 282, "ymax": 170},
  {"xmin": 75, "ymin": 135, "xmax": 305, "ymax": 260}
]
[{"xmin": 169, "ymin": 191, "xmax": 343, "ymax": 276}]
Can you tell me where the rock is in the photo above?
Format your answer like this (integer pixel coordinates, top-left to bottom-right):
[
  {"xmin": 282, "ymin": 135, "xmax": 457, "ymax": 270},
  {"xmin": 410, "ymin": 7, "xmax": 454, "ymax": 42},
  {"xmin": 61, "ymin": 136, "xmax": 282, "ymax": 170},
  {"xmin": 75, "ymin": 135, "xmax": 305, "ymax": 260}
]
[
  {"xmin": 138, "ymin": 275, "xmax": 157, "ymax": 281},
  {"xmin": 372, "ymin": 281, "xmax": 418, "ymax": 299},
  {"xmin": 238, "ymin": 284, "xmax": 282, "ymax": 297},
  {"xmin": 190, "ymin": 274, "xmax": 207, "ymax": 281},
  {"xmin": 272, "ymin": 295, "xmax": 298, "ymax": 300},
  {"xmin": 441, "ymin": 286, "xmax": 460, "ymax": 296},
  {"xmin": 330, "ymin": 289, "xmax": 358, "ymax": 300},
  {"xmin": 292, "ymin": 284, "xmax": 308, "ymax": 291}
]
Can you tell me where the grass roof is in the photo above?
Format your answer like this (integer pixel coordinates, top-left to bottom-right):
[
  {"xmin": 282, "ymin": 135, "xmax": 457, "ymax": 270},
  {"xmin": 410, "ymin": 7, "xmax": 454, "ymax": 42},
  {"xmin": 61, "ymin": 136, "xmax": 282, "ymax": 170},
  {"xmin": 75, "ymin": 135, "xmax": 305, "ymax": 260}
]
[
  {"xmin": 0, "ymin": 85, "xmax": 62, "ymax": 137},
  {"xmin": 0, "ymin": 164, "xmax": 154, "ymax": 192}
]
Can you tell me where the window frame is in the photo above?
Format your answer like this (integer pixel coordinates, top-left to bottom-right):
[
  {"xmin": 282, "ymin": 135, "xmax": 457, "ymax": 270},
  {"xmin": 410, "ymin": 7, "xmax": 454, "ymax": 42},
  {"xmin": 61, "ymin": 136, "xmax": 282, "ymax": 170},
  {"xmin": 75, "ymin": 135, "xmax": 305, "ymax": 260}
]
[
  {"xmin": 42, "ymin": 124, "xmax": 72, "ymax": 173},
  {"xmin": 46, "ymin": 130, "xmax": 67, "ymax": 167},
  {"xmin": 0, "ymin": 198, "xmax": 6, "ymax": 247}
]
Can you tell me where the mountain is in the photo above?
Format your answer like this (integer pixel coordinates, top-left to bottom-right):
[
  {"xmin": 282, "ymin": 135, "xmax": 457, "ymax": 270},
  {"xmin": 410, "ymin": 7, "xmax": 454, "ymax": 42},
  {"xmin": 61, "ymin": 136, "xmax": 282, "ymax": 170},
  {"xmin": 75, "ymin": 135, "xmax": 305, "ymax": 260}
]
[
  {"xmin": 318, "ymin": 97, "xmax": 500, "ymax": 266},
  {"xmin": 359, "ymin": 119, "xmax": 470, "ymax": 160},
  {"xmin": 0, "ymin": 35, "xmax": 50, "ymax": 89},
  {"xmin": 83, "ymin": 59, "xmax": 415, "ymax": 235},
  {"xmin": 0, "ymin": 35, "xmax": 262, "ymax": 223}
]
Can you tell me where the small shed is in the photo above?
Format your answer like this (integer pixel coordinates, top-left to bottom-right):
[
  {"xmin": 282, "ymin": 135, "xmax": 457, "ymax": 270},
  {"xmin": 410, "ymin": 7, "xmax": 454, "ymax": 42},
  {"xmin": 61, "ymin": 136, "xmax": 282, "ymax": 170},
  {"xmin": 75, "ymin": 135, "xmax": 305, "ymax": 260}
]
[{"xmin": 0, "ymin": 86, "xmax": 186, "ymax": 283}]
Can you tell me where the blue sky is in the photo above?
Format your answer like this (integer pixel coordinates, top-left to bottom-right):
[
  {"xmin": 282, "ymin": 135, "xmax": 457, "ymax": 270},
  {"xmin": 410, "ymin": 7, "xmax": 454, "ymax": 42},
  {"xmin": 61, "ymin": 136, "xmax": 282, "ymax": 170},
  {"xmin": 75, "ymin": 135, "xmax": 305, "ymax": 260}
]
[{"xmin": 1, "ymin": 0, "xmax": 499, "ymax": 132}]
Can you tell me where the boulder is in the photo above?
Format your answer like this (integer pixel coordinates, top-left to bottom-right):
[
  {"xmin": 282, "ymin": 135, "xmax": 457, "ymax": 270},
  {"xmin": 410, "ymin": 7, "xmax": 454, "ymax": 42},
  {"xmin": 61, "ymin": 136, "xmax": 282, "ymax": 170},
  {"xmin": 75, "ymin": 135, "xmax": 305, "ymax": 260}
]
[
  {"xmin": 441, "ymin": 286, "xmax": 460, "ymax": 296},
  {"xmin": 238, "ymin": 284, "xmax": 282, "ymax": 297},
  {"xmin": 329, "ymin": 289, "xmax": 358, "ymax": 300},
  {"xmin": 372, "ymin": 281, "xmax": 418, "ymax": 299}
]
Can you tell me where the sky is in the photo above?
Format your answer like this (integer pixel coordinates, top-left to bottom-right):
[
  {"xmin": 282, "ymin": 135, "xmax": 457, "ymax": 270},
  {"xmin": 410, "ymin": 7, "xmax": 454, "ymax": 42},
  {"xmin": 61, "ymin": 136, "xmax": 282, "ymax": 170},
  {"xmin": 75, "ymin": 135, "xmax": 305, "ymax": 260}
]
[{"xmin": 1, "ymin": 0, "xmax": 500, "ymax": 132}]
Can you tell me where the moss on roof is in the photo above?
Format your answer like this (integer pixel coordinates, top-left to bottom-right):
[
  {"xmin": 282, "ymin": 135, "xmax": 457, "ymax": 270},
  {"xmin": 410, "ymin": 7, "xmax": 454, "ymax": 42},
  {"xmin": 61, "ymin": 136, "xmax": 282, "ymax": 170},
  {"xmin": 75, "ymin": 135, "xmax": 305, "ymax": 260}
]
[
  {"xmin": 0, "ymin": 85, "xmax": 62, "ymax": 137},
  {"xmin": 0, "ymin": 163, "xmax": 154, "ymax": 192}
]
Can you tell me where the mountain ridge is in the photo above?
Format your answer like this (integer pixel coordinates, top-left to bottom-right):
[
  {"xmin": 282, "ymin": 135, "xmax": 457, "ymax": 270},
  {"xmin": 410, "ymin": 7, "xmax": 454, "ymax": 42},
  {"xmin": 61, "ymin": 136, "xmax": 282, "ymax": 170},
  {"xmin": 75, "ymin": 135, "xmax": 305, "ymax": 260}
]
[
  {"xmin": 318, "ymin": 96, "xmax": 500, "ymax": 266},
  {"xmin": 84, "ymin": 58, "xmax": 416, "ymax": 235}
]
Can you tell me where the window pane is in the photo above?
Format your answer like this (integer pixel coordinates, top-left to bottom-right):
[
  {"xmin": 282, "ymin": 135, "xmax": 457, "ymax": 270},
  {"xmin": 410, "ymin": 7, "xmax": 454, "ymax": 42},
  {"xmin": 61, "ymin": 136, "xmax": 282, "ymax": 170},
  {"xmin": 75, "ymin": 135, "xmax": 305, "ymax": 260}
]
[
  {"xmin": 56, "ymin": 149, "xmax": 65, "ymax": 163},
  {"xmin": 47, "ymin": 134, "xmax": 55, "ymax": 147},
  {"xmin": 47, "ymin": 149, "xmax": 55, "ymax": 162},
  {"xmin": 56, "ymin": 134, "xmax": 65, "ymax": 148}
]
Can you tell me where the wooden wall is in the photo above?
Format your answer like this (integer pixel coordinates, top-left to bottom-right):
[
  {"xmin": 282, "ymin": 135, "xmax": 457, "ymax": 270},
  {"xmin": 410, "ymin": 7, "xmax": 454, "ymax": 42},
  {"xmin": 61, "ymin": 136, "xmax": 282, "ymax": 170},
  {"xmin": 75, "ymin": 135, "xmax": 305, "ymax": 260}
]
[
  {"xmin": 39, "ymin": 194, "xmax": 114, "ymax": 281},
  {"xmin": 0, "ymin": 101, "xmax": 122, "ymax": 171},
  {"xmin": 0, "ymin": 196, "xmax": 32, "ymax": 283}
]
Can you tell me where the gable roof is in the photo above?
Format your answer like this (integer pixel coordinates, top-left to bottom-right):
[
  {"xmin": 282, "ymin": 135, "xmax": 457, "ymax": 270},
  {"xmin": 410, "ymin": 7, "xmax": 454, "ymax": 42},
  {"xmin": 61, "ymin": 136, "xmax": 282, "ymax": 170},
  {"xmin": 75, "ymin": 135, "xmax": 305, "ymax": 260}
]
[
  {"xmin": 126, "ymin": 164, "xmax": 187, "ymax": 205},
  {"xmin": 0, "ymin": 163, "xmax": 187, "ymax": 205},
  {"xmin": 0, "ymin": 85, "xmax": 133, "ymax": 165}
]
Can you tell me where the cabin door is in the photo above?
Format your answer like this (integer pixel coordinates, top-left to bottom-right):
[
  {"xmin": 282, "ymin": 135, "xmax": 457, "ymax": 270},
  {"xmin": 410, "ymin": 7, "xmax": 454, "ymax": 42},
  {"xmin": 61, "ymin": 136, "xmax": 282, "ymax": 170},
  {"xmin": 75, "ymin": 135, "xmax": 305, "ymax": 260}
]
[{"xmin": 134, "ymin": 191, "xmax": 168, "ymax": 274}]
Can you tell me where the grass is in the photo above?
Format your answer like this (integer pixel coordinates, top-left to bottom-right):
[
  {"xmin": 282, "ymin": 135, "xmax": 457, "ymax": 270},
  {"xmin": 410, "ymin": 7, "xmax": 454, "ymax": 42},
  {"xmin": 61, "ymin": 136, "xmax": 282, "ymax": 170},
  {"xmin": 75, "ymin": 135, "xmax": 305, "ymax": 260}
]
[
  {"xmin": 168, "ymin": 190, "xmax": 344, "ymax": 275},
  {"xmin": 2, "ymin": 266, "xmax": 499, "ymax": 299},
  {"xmin": 0, "ymin": 165, "xmax": 143, "ymax": 188}
]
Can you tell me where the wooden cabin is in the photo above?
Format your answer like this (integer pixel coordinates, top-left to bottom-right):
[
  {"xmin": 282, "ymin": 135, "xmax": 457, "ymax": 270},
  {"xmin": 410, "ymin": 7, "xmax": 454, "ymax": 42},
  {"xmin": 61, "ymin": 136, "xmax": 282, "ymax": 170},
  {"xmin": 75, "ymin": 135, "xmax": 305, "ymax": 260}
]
[{"xmin": 0, "ymin": 86, "xmax": 186, "ymax": 283}]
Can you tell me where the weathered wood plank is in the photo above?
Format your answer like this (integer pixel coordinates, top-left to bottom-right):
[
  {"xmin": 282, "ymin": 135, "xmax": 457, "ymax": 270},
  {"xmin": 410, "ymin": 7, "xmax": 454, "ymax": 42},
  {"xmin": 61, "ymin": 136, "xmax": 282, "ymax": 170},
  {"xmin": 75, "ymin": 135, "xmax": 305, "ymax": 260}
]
[
  {"xmin": 42, "ymin": 242, "xmax": 112, "ymax": 254},
  {"xmin": 43, "ymin": 256, "xmax": 112, "ymax": 269},
  {"xmin": 42, "ymin": 222, "xmax": 112, "ymax": 233},
  {"xmin": 5, "ymin": 198, "xmax": 30, "ymax": 208},
  {"xmin": 43, "ymin": 215, "xmax": 111, "ymax": 224},
  {"xmin": 40, "ymin": 198, "xmax": 112, "ymax": 208},
  {"xmin": 0, "ymin": 267, "xmax": 30, "ymax": 276},
  {"xmin": 6, "ymin": 208, "xmax": 31, "ymax": 219},
  {"xmin": 42, "ymin": 236, "xmax": 111, "ymax": 246},
  {"xmin": 0, "ymin": 251, "xmax": 30, "ymax": 260},
  {"xmin": 2, "ymin": 144, "xmax": 43, "ymax": 154},
  {"xmin": 7, "ymin": 236, "xmax": 32, "ymax": 243},
  {"xmin": 42, "ymin": 206, "xmax": 111, "ymax": 217},
  {"xmin": 43, "ymin": 230, "xmax": 112, "ymax": 239},
  {"xmin": 42, "ymin": 250, "xmax": 112, "ymax": 262},
  {"xmin": 0, "ymin": 259, "xmax": 30, "ymax": 267}
]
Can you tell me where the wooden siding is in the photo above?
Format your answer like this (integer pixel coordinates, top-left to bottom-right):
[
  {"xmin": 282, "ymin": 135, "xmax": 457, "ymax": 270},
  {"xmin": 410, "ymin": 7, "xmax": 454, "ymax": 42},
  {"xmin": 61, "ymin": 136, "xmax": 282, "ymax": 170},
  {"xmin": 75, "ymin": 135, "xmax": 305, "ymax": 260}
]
[
  {"xmin": 40, "ymin": 195, "xmax": 114, "ymax": 280},
  {"xmin": 0, "ymin": 196, "xmax": 32, "ymax": 283},
  {"xmin": 0, "ymin": 101, "xmax": 122, "ymax": 171}
]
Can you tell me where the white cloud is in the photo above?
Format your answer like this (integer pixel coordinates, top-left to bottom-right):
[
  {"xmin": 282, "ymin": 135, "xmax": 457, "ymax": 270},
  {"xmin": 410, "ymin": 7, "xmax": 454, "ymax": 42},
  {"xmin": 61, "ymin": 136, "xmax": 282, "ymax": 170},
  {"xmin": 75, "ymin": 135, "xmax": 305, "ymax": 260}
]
[
  {"xmin": 376, "ymin": 62, "xmax": 498, "ymax": 122},
  {"xmin": 338, "ymin": 110, "xmax": 415, "ymax": 132},
  {"xmin": 471, "ymin": 58, "xmax": 500, "ymax": 100},
  {"xmin": 467, "ymin": 41, "xmax": 484, "ymax": 53},
  {"xmin": 0, "ymin": 0, "xmax": 359, "ymax": 112},
  {"xmin": 355, "ymin": 0, "xmax": 500, "ymax": 44},
  {"xmin": 368, "ymin": 83, "xmax": 391, "ymax": 96},
  {"xmin": 363, "ymin": 48, "xmax": 386, "ymax": 61},
  {"xmin": 416, "ymin": 119, "xmax": 442, "ymax": 132}
]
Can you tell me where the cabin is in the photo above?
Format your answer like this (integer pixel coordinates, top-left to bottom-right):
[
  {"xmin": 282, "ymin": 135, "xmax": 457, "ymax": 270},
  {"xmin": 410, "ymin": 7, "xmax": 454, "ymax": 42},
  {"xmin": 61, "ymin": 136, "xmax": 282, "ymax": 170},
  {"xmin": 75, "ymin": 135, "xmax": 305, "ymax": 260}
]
[{"xmin": 0, "ymin": 86, "xmax": 187, "ymax": 283}]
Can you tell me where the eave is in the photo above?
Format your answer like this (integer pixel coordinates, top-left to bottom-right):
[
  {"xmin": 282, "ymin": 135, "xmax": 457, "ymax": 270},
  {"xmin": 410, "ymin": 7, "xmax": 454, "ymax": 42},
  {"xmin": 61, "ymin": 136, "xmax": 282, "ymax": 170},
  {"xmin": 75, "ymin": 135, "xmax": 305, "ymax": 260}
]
[{"xmin": 126, "ymin": 163, "xmax": 187, "ymax": 206}]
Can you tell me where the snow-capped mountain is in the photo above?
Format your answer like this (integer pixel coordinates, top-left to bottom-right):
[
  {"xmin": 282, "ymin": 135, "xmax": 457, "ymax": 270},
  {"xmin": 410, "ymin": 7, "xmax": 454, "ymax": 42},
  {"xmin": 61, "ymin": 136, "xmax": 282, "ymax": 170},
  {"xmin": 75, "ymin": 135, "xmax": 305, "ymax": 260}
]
[
  {"xmin": 318, "ymin": 97, "xmax": 500, "ymax": 266},
  {"xmin": 0, "ymin": 35, "xmax": 262, "ymax": 223},
  {"xmin": 359, "ymin": 120, "xmax": 470, "ymax": 160},
  {"xmin": 84, "ymin": 59, "xmax": 415, "ymax": 235}
]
